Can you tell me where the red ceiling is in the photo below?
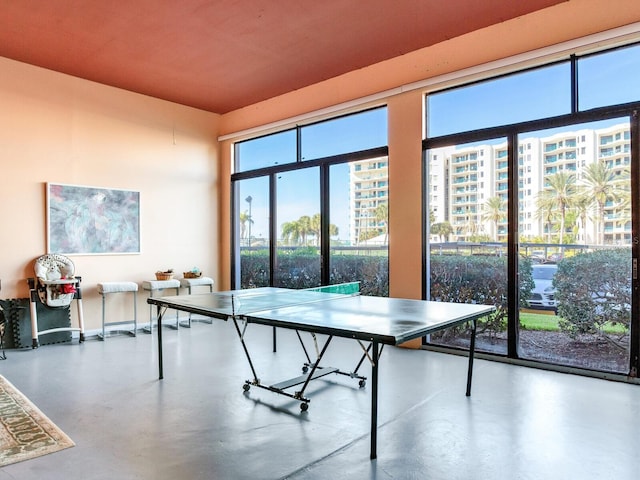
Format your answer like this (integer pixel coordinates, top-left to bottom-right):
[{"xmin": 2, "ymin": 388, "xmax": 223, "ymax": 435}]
[{"xmin": 0, "ymin": 0, "xmax": 564, "ymax": 114}]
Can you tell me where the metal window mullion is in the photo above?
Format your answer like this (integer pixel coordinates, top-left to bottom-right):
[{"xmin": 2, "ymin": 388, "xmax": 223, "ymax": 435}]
[
  {"xmin": 630, "ymin": 110, "xmax": 640, "ymax": 377},
  {"xmin": 320, "ymin": 164, "xmax": 330, "ymax": 286},
  {"xmin": 230, "ymin": 180, "xmax": 240, "ymax": 289},
  {"xmin": 571, "ymin": 54, "xmax": 579, "ymax": 114},
  {"xmin": 507, "ymin": 131, "xmax": 520, "ymax": 359},
  {"xmin": 269, "ymin": 173, "xmax": 277, "ymax": 287},
  {"xmin": 423, "ymin": 148, "xmax": 430, "ymax": 302}
]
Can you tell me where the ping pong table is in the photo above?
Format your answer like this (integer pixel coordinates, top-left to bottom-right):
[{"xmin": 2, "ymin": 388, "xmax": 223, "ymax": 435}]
[{"xmin": 147, "ymin": 283, "xmax": 494, "ymax": 459}]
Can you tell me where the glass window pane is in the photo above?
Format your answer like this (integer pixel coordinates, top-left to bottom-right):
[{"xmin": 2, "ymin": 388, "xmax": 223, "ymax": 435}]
[
  {"xmin": 237, "ymin": 177, "xmax": 270, "ymax": 288},
  {"xmin": 275, "ymin": 168, "xmax": 321, "ymax": 288},
  {"xmin": 427, "ymin": 63, "xmax": 571, "ymax": 137},
  {"xmin": 578, "ymin": 43, "xmax": 640, "ymax": 110},
  {"xmin": 236, "ymin": 129, "xmax": 296, "ymax": 172},
  {"xmin": 301, "ymin": 108, "xmax": 387, "ymax": 160},
  {"xmin": 426, "ymin": 139, "xmax": 508, "ymax": 355},
  {"xmin": 518, "ymin": 118, "xmax": 631, "ymax": 373},
  {"xmin": 329, "ymin": 158, "xmax": 389, "ymax": 296}
]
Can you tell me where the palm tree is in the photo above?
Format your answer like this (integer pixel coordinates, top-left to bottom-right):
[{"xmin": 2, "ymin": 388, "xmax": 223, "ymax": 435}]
[
  {"xmin": 537, "ymin": 171, "xmax": 576, "ymax": 245},
  {"xmin": 374, "ymin": 203, "xmax": 389, "ymax": 244},
  {"xmin": 431, "ymin": 221, "xmax": 453, "ymax": 242},
  {"xmin": 282, "ymin": 214, "xmax": 339, "ymax": 246},
  {"xmin": 298, "ymin": 215, "xmax": 312, "ymax": 245},
  {"xmin": 535, "ymin": 194, "xmax": 557, "ymax": 243},
  {"xmin": 482, "ymin": 196, "xmax": 506, "ymax": 241},
  {"xmin": 572, "ymin": 190, "xmax": 593, "ymax": 244},
  {"xmin": 239, "ymin": 211, "xmax": 253, "ymax": 244},
  {"xmin": 581, "ymin": 162, "xmax": 619, "ymax": 245},
  {"xmin": 281, "ymin": 220, "xmax": 302, "ymax": 245},
  {"xmin": 307, "ymin": 213, "xmax": 340, "ymax": 245},
  {"xmin": 309, "ymin": 213, "xmax": 321, "ymax": 246},
  {"xmin": 465, "ymin": 217, "xmax": 481, "ymax": 241},
  {"xmin": 605, "ymin": 167, "xmax": 631, "ymax": 241}
]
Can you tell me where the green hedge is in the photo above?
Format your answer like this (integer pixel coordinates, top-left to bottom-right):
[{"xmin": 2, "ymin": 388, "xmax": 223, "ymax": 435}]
[
  {"xmin": 240, "ymin": 251, "xmax": 529, "ymax": 336},
  {"xmin": 555, "ymin": 249, "xmax": 631, "ymax": 343},
  {"xmin": 429, "ymin": 255, "xmax": 533, "ymax": 337},
  {"xmin": 240, "ymin": 250, "xmax": 389, "ymax": 296},
  {"xmin": 242, "ymin": 249, "xmax": 631, "ymax": 344}
]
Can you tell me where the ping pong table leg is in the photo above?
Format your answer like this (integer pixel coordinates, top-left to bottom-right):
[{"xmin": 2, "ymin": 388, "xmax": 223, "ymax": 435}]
[
  {"xmin": 232, "ymin": 317, "xmax": 260, "ymax": 384},
  {"xmin": 272, "ymin": 326, "xmax": 277, "ymax": 353},
  {"xmin": 157, "ymin": 305, "xmax": 164, "ymax": 380},
  {"xmin": 466, "ymin": 318, "xmax": 477, "ymax": 396},
  {"xmin": 370, "ymin": 340, "xmax": 379, "ymax": 460}
]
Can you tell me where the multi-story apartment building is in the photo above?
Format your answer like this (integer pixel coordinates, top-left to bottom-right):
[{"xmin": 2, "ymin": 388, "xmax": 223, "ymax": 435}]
[
  {"xmin": 350, "ymin": 123, "xmax": 631, "ymax": 246},
  {"xmin": 595, "ymin": 123, "xmax": 632, "ymax": 244},
  {"xmin": 349, "ymin": 157, "xmax": 389, "ymax": 244},
  {"xmin": 427, "ymin": 148, "xmax": 448, "ymax": 235},
  {"xmin": 447, "ymin": 145, "xmax": 494, "ymax": 241},
  {"xmin": 517, "ymin": 137, "xmax": 544, "ymax": 241},
  {"xmin": 446, "ymin": 123, "xmax": 630, "ymax": 245}
]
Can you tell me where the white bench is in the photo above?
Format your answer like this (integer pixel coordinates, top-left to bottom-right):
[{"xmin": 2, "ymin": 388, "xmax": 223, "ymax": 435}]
[
  {"xmin": 142, "ymin": 279, "xmax": 181, "ymax": 331},
  {"xmin": 179, "ymin": 277, "xmax": 215, "ymax": 327},
  {"xmin": 97, "ymin": 282, "xmax": 138, "ymax": 340}
]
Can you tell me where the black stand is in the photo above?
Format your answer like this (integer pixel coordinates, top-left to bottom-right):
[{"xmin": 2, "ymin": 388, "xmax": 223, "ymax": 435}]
[{"xmin": 235, "ymin": 319, "xmax": 369, "ymax": 412}]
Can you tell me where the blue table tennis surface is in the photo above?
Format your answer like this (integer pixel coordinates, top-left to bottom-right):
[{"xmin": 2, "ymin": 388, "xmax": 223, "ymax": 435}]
[{"xmin": 147, "ymin": 287, "xmax": 495, "ymax": 345}]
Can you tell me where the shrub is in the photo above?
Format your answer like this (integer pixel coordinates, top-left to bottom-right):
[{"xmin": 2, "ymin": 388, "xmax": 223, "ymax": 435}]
[
  {"xmin": 429, "ymin": 255, "xmax": 533, "ymax": 338},
  {"xmin": 240, "ymin": 250, "xmax": 389, "ymax": 296},
  {"xmin": 240, "ymin": 250, "xmax": 534, "ymax": 338},
  {"xmin": 555, "ymin": 249, "xmax": 631, "ymax": 345},
  {"xmin": 240, "ymin": 249, "xmax": 270, "ymax": 288}
]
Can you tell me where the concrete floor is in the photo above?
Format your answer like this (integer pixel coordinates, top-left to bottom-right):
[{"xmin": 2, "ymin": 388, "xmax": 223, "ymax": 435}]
[{"xmin": 1, "ymin": 318, "xmax": 639, "ymax": 480}]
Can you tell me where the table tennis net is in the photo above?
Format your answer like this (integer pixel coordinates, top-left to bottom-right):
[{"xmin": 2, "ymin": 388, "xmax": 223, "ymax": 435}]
[{"xmin": 229, "ymin": 282, "xmax": 360, "ymax": 317}]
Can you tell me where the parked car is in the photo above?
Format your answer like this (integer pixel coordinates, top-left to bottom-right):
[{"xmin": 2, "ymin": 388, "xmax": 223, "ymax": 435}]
[
  {"xmin": 526, "ymin": 264, "xmax": 558, "ymax": 311},
  {"xmin": 530, "ymin": 250, "xmax": 546, "ymax": 263}
]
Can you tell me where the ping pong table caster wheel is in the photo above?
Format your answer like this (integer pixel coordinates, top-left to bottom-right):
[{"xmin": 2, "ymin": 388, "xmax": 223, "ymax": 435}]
[
  {"xmin": 300, "ymin": 402, "xmax": 309, "ymax": 412},
  {"xmin": 359, "ymin": 379, "xmax": 366, "ymax": 388},
  {"xmin": 243, "ymin": 383, "xmax": 251, "ymax": 392},
  {"xmin": 302, "ymin": 366, "xmax": 309, "ymax": 373}
]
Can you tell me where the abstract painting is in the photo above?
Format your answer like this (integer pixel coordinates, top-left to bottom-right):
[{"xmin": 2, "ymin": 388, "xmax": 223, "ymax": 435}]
[{"xmin": 47, "ymin": 183, "xmax": 140, "ymax": 255}]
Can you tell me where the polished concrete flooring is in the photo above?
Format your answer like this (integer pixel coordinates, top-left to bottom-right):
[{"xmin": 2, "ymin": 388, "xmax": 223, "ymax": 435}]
[{"xmin": 1, "ymin": 317, "xmax": 639, "ymax": 480}]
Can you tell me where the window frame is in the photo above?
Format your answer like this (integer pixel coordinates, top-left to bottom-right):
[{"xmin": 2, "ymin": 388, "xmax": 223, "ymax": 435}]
[
  {"xmin": 231, "ymin": 107, "xmax": 389, "ymax": 290},
  {"xmin": 422, "ymin": 42, "xmax": 640, "ymax": 377}
]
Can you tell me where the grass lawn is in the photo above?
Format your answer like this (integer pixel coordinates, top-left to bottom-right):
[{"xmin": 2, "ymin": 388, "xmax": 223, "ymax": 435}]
[
  {"xmin": 519, "ymin": 310, "xmax": 627, "ymax": 334},
  {"xmin": 520, "ymin": 311, "xmax": 561, "ymax": 331}
]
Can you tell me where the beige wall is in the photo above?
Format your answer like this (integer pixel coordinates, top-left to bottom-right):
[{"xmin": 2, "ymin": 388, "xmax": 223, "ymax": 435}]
[{"xmin": 0, "ymin": 57, "xmax": 220, "ymax": 332}]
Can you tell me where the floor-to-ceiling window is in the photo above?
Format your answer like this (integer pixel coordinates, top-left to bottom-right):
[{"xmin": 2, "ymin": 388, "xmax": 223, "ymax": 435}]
[
  {"xmin": 424, "ymin": 42, "xmax": 639, "ymax": 376},
  {"xmin": 236, "ymin": 176, "xmax": 270, "ymax": 287},
  {"xmin": 516, "ymin": 119, "xmax": 632, "ymax": 373},
  {"xmin": 232, "ymin": 107, "xmax": 390, "ymax": 296},
  {"xmin": 426, "ymin": 138, "xmax": 509, "ymax": 355},
  {"xmin": 274, "ymin": 167, "xmax": 321, "ymax": 288}
]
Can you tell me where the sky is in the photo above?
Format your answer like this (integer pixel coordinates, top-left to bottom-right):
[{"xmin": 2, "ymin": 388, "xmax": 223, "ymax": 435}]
[
  {"xmin": 429, "ymin": 43, "xmax": 640, "ymax": 137},
  {"xmin": 237, "ymin": 108, "xmax": 387, "ymax": 243}
]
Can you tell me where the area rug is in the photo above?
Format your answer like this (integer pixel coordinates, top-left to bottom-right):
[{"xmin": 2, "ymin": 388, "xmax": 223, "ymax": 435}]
[{"xmin": 0, "ymin": 375, "xmax": 74, "ymax": 467}]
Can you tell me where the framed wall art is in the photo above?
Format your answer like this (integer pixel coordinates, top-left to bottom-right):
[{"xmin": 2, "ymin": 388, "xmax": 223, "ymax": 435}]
[{"xmin": 47, "ymin": 183, "xmax": 140, "ymax": 255}]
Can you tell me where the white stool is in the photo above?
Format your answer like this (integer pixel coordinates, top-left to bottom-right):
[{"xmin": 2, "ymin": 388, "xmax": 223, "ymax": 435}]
[
  {"xmin": 179, "ymin": 277, "xmax": 214, "ymax": 327},
  {"xmin": 97, "ymin": 282, "xmax": 138, "ymax": 340},
  {"xmin": 142, "ymin": 279, "xmax": 181, "ymax": 331}
]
